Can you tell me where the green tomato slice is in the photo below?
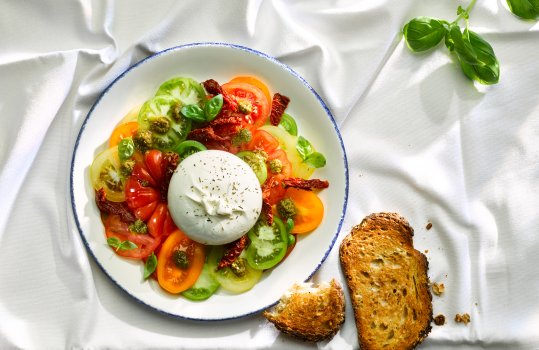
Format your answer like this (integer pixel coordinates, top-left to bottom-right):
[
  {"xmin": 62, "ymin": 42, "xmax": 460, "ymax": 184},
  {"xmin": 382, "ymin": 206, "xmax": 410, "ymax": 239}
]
[
  {"xmin": 89, "ymin": 146, "xmax": 126, "ymax": 202},
  {"xmin": 235, "ymin": 151, "xmax": 268, "ymax": 184},
  {"xmin": 246, "ymin": 218, "xmax": 288, "ymax": 270},
  {"xmin": 278, "ymin": 113, "xmax": 298, "ymax": 136},
  {"xmin": 138, "ymin": 95, "xmax": 191, "ymax": 151},
  {"xmin": 208, "ymin": 246, "xmax": 262, "ymax": 293},
  {"xmin": 181, "ymin": 260, "xmax": 220, "ymax": 301},
  {"xmin": 175, "ymin": 140, "xmax": 207, "ymax": 159},
  {"xmin": 155, "ymin": 77, "xmax": 206, "ymax": 106}
]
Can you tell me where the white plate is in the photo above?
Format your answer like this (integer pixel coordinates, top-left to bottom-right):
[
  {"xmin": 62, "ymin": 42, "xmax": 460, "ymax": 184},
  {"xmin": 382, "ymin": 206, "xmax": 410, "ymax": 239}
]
[{"xmin": 70, "ymin": 43, "xmax": 348, "ymax": 321}]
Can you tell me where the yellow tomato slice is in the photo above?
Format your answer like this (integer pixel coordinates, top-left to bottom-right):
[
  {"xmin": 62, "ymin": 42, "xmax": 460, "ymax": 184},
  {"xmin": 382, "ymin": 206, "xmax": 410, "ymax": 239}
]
[
  {"xmin": 157, "ymin": 230, "xmax": 205, "ymax": 294},
  {"xmin": 89, "ymin": 146, "xmax": 126, "ymax": 202},
  {"xmin": 109, "ymin": 121, "xmax": 138, "ymax": 148},
  {"xmin": 285, "ymin": 188, "xmax": 324, "ymax": 234}
]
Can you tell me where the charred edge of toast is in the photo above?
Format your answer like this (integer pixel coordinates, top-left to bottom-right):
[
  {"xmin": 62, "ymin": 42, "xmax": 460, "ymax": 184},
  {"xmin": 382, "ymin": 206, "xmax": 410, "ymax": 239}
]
[
  {"xmin": 263, "ymin": 280, "xmax": 346, "ymax": 343},
  {"xmin": 339, "ymin": 212, "xmax": 433, "ymax": 350},
  {"xmin": 357, "ymin": 212, "xmax": 414, "ymax": 246}
]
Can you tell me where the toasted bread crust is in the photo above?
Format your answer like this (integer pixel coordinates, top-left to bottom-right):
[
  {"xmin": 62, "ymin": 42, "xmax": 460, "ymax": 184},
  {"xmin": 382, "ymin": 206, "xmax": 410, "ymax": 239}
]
[
  {"xmin": 340, "ymin": 213, "xmax": 432, "ymax": 350},
  {"xmin": 263, "ymin": 279, "xmax": 345, "ymax": 342}
]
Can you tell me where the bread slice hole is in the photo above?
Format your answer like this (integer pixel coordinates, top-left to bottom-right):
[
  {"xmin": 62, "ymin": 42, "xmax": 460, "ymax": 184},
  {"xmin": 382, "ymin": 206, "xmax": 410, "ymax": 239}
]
[{"xmin": 371, "ymin": 258, "xmax": 384, "ymax": 268}]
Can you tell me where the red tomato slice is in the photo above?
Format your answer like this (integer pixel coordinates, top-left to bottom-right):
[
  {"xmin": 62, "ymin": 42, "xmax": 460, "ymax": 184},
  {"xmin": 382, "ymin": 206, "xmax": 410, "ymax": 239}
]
[
  {"xmin": 267, "ymin": 148, "xmax": 292, "ymax": 177},
  {"xmin": 222, "ymin": 81, "xmax": 270, "ymax": 128},
  {"xmin": 147, "ymin": 203, "xmax": 167, "ymax": 238},
  {"xmin": 131, "ymin": 163, "xmax": 157, "ymax": 187},
  {"xmin": 264, "ymin": 174, "xmax": 287, "ymax": 206},
  {"xmin": 162, "ymin": 211, "xmax": 178, "ymax": 237},
  {"xmin": 230, "ymin": 76, "xmax": 272, "ymax": 107},
  {"xmin": 125, "ymin": 177, "xmax": 160, "ymax": 209},
  {"xmin": 246, "ymin": 130, "xmax": 279, "ymax": 154},
  {"xmin": 122, "ymin": 150, "xmax": 178, "ymax": 253},
  {"xmin": 145, "ymin": 150, "xmax": 164, "ymax": 183},
  {"xmin": 133, "ymin": 201, "xmax": 158, "ymax": 221},
  {"xmin": 104, "ymin": 215, "xmax": 162, "ymax": 259}
]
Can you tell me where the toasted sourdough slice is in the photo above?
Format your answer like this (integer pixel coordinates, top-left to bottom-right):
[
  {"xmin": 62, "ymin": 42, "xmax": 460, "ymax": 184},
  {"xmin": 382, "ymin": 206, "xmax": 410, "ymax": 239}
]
[
  {"xmin": 263, "ymin": 279, "xmax": 345, "ymax": 342},
  {"xmin": 339, "ymin": 213, "xmax": 432, "ymax": 350}
]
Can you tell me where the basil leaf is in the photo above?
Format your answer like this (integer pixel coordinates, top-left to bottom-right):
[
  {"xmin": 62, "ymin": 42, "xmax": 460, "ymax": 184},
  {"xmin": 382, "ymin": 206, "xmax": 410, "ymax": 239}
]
[
  {"xmin": 204, "ymin": 94, "xmax": 223, "ymax": 121},
  {"xmin": 296, "ymin": 136, "xmax": 314, "ymax": 160},
  {"xmin": 107, "ymin": 237, "xmax": 122, "ymax": 250},
  {"xmin": 506, "ymin": 0, "xmax": 539, "ymax": 20},
  {"xmin": 446, "ymin": 24, "xmax": 478, "ymax": 65},
  {"xmin": 119, "ymin": 240, "xmax": 138, "ymax": 251},
  {"xmin": 304, "ymin": 152, "xmax": 327, "ymax": 168},
  {"xmin": 107, "ymin": 237, "xmax": 137, "ymax": 251},
  {"xmin": 278, "ymin": 113, "xmax": 298, "ymax": 136},
  {"xmin": 458, "ymin": 30, "xmax": 500, "ymax": 85},
  {"xmin": 444, "ymin": 32, "xmax": 455, "ymax": 52},
  {"xmin": 181, "ymin": 104, "xmax": 206, "ymax": 122},
  {"xmin": 118, "ymin": 137, "xmax": 135, "ymax": 161},
  {"xmin": 403, "ymin": 17, "xmax": 449, "ymax": 52},
  {"xmin": 143, "ymin": 252, "xmax": 157, "ymax": 279}
]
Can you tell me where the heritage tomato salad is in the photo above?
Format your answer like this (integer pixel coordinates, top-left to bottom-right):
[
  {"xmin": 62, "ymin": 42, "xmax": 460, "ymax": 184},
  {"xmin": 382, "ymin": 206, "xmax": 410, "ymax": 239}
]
[{"xmin": 90, "ymin": 75, "xmax": 329, "ymax": 300}]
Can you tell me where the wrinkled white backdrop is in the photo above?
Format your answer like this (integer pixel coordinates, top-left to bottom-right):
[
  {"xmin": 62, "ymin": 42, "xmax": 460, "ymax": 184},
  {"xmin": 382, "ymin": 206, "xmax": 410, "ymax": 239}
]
[{"xmin": 1, "ymin": 0, "xmax": 538, "ymax": 349}]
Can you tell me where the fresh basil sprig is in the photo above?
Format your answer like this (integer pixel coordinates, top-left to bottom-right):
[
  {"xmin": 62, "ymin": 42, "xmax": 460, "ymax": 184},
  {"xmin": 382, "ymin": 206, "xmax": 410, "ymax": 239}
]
[
  {"xmin": 506, "ymin": 0, "xmax": 539, "ymax": 20},
  {"xmin": 181, "ymin": 94, "xmax": 223, "ymax": 122},
  {"xmin": 402, "ymin": 1, "xmax": 500, "ymax": 85},
  {"xmin": 118, "ymin": 137, "xmax": 135, "ymax": 161},
  {"xmin": 143, "ymin": 252, "xmax": 157, "ymax": 279},
  {"xmin": 107, "ymin": 237, "xmax": 138, "ymax": 251},
  {"xmin": 296, "ymin": 136, "xmax": 326, "ymax": 168}
]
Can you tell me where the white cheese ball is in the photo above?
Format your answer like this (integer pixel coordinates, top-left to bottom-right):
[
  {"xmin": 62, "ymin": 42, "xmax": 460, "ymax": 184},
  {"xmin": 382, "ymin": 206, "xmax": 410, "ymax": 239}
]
[{"xmin": 167, "ymin": 150, "xmax": 263, "ymax": 245}]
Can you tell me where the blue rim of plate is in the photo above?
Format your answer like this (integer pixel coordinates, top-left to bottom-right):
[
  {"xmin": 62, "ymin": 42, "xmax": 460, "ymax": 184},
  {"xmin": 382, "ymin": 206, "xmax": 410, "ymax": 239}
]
[{"xmin": 70, "ymin": 42, "xmax": 349, "ymax": 322}]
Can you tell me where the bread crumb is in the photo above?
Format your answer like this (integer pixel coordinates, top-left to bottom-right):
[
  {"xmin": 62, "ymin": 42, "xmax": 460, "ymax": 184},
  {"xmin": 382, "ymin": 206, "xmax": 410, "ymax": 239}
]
[
  {"xmin": 424, "ymin": 249, "xmax": 429, "ymax": 254},
  {"xmin": 433, "ymin": 314, "xmax": 445, "ymax": 326},
  {"xmin": 455, "ymin": 313, "xmax": 470, "ymax": 325},
  {"xmin": 432, "ymin": 282, "xmax": 445, "ymax": 296},
  {"xmin": 426, "ymin": 222, "xmax": 433, "ymax": 230}
]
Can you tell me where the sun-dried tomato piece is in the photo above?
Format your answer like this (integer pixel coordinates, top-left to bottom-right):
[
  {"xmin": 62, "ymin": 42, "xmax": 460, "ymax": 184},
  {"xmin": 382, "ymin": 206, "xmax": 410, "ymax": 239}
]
[
  {"xmin": 270, "ymin": 93, "xmax": 290, "ymax": 126},
  {"xmin": 209, "ymin": 111, "xmax": 245, "ymax": 127},
  {"xmin": 188, "ymin": 126, "xmax": 227, "ymax": 143},
  {"xmin": 282, "ymin": 177, "xmax": 329, "ymax": 191},
  {"xmin": 95, "ymin": 188, "xmax": 136, "ymax": 223},
  {"xmin": 261, "ymin": 199, "xmax": 274, "ymax": 225},
  {"xmin": 217, "ymin": 235, "xmax": 248, "ymax": 270},
  {"xmin": 159, "ymin": 151, "xmax": 179, "ymax": 201},
  {"xmin": 203, "ymin": 79, "xmax": 223, "ymax": 96},
  {"xmin": 203, "ymin": 79, "xmax": 236, "ymax": 108}
]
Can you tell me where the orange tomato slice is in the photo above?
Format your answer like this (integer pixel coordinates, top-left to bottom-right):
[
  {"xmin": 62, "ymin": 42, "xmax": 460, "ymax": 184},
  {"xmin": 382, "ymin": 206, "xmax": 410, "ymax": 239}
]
[
  {"xmin": 230, "ymin": 76, "xmax": 272, "ymax": 106},
  {"xmin": 285, "ymin": 188, "xmax": 324, "ymax": 234},
  {"xmin": 157, "ymin": 230, "xmax": 205, "ymax": 294},
  {"xmin": 109, "ymin": 121, "xmax": 138, "ymax": 147}
]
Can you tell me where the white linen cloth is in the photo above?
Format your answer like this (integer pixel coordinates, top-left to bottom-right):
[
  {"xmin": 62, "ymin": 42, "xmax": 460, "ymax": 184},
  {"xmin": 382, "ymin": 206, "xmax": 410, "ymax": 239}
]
[{"xmin": 1, "ymin": 0, "xmax": 539, "ymax": 348}]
